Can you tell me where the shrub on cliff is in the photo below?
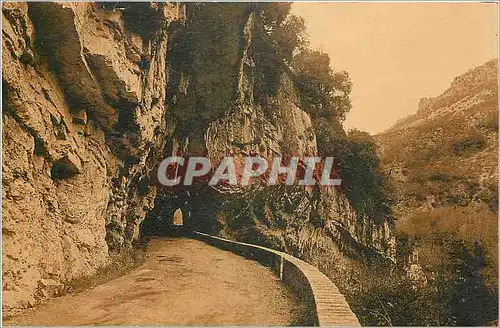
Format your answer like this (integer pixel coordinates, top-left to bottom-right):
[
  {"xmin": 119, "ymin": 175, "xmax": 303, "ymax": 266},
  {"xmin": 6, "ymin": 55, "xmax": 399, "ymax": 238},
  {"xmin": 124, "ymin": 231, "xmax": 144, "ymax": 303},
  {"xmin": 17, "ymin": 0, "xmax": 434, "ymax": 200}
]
[
  {"xmin": 315, "ymin": 127, "xmax": 393, "ymax": 221},
  {"xmin": 258, "ymin": 3, "xmax": 309, "ymax": 64},
  {"xmin": 291, "ymin": 49, "xmax": 391, "ymax": 221},
  {"xmin": 349, "ymin": 273, "xmax": 450, "ymax": 326},
  {"xmin": 336, "ymin": 130, "xmax": 393, "ymax": 221}
]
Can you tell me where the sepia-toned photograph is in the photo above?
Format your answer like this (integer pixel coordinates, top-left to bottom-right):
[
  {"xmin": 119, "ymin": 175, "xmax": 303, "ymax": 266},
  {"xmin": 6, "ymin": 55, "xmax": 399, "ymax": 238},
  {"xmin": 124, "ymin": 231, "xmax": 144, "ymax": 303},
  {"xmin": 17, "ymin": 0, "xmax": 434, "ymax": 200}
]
[{"xmin": 1, "ymin": 1, "xmax": 498, "ymax": 326}]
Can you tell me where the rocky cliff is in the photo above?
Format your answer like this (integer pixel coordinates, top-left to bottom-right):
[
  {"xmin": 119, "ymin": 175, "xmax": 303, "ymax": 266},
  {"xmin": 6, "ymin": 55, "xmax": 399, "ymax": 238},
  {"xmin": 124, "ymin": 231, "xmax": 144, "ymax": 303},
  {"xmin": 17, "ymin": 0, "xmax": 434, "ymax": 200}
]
[
  {"xmin": 152, "ymin": 4, "xmax": 395, "ymax": 278},
  {"xmin": 2, "ymin": 2, "xmax": 184, "ymax": 311},
  {"xmin": 2, "ymin": 2, "xmax": 394, "ymax": 313}
]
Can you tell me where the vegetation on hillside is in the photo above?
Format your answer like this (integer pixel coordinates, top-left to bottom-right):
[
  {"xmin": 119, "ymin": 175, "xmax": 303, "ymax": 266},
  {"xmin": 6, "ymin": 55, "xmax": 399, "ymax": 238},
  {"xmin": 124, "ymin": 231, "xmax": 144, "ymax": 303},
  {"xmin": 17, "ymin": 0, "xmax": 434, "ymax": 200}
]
[
  {"xmin": 291, "ymin": 46, "xmax": 392, "ymax": 220},
  {"xmin": 346, "ymin": 236, "xmax": 498, "ymax": 326},
  {"xmin": 374, "ymin": 59, "xmax": 498, "ymax": 326}
]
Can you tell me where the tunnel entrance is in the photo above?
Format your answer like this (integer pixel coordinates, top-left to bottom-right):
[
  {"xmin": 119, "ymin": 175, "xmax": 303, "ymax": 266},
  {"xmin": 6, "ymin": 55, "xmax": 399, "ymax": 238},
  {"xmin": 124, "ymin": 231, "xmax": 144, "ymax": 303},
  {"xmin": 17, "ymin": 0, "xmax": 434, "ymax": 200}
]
[
  {"xmin": 141, "ymin": 191, "xmax": 188, "ymax": 238},
  {"xmin": 140, "ymin": 186, "xmax": 223, "ymax": 240}
]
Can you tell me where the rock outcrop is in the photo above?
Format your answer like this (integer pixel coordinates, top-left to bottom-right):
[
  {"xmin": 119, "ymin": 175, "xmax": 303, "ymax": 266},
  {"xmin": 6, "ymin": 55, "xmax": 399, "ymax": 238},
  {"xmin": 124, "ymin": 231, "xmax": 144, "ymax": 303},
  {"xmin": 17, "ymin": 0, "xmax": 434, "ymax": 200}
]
[{"xmin": 387, "ymin": 59, "xmax": 497, "ymax": 133}]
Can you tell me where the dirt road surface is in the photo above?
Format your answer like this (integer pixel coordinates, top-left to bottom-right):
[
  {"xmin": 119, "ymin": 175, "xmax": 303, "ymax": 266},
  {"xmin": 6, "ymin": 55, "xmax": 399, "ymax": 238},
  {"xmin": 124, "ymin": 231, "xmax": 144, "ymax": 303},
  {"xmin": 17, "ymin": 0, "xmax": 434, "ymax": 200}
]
[{"xmin": 5, "ymin": 238, "xmax": 305, "ymax": 326}]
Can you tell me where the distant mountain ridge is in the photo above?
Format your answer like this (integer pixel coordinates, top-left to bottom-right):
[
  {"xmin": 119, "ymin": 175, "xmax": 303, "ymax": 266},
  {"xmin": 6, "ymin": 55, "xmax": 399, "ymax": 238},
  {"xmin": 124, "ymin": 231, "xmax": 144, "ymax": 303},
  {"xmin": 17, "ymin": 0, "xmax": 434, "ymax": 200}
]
[{"xmin": 387, "ymin": 59, "xmax": 497, "ymax": 133}]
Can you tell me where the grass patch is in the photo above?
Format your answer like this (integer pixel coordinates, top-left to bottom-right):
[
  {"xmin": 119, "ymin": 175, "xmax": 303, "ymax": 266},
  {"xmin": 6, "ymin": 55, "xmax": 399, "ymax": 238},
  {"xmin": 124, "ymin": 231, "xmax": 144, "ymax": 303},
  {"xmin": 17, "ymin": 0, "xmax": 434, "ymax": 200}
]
[
  {"xmin": 476, "ymin": 108, "xmax": 498, "ymax": 132},
  {"xmin": 452, "ymin": 133, "xmax": 485, "ymax": 156},
  {"xmin": 396, "ymin": 205, "xmax": 498, "ymax": 289}
]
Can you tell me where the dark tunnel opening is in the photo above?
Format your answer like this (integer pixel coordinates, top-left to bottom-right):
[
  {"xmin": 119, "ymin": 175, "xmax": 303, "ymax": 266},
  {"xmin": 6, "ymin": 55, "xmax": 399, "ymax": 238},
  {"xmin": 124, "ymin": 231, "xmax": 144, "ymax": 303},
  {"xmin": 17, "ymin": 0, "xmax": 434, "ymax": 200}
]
[{"xmin": 140, "ymin": 185, "xmax": 224, "ymax": 239}]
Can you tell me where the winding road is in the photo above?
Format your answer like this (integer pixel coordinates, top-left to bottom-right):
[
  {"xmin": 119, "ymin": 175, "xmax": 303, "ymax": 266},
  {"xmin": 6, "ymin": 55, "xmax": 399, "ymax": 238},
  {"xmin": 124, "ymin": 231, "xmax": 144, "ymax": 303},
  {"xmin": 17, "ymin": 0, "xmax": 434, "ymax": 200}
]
[{"xmin": 5, "ymin": 238, "xmax": 305, "ymax": 326}]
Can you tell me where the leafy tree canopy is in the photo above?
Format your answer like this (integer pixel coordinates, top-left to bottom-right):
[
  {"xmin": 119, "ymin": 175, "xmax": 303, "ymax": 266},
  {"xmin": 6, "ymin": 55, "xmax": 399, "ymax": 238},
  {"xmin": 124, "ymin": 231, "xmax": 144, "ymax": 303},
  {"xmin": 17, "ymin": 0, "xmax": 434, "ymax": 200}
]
[
  {"xmin": 293, "ymin": 50, "xmax": 352, "ymax": 121},
  {"xmin": 257, "ymin": 3, "xmax": 309, "ymax": 63}
]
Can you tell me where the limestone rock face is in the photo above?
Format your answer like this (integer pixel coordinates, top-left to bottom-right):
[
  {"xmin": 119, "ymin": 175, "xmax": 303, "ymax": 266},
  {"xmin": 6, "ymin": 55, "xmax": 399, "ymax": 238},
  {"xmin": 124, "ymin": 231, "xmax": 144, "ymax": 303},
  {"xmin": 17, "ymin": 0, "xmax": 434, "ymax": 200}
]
[
  {"xmin": 203, "ymin": 14, "xmax": 317, "ymax": 169},
  {"xmin": 2, "ymin": 2, "xmax": 183, "ymax": 311}
]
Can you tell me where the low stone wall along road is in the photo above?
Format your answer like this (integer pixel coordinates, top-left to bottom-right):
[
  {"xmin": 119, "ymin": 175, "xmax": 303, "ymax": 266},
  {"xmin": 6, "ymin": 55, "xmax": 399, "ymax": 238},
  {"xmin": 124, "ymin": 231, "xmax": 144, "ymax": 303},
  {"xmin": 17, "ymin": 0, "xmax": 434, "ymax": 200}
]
[{"xmin": 4, "ymin": 238, "xmax": 306, "ymax": 326}]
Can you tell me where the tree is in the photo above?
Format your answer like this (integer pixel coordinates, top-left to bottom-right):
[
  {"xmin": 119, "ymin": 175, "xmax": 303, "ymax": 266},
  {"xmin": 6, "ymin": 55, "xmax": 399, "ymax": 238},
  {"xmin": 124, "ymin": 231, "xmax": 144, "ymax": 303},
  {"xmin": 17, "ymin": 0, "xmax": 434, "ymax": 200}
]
[
  {"xmin": 273, "ymin": 15, "xmax": 308, "ymax": 63},
  {"xmin": 293, "ymin": 50, "xmax": 352, "ymax": 121},
  {"xmin": 312, "ymin": 116, "xmax": 346, "ymax": 156},
  {"xmin": 257, "ymin": 3, "xmax": 308, "ymax": 64},
  {"xmin": 328, "ymin": 130, "xmax": 393, "ymax": 221},
  {"xmin": 259, "ymin": 2, "xmax": 292, "ymax": 33}
]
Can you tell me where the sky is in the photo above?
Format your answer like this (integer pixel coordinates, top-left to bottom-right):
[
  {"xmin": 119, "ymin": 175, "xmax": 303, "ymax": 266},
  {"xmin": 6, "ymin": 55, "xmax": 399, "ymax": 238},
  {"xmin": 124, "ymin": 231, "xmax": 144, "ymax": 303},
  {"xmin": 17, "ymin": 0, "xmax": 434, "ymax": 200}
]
[{"xmin": 292, "ymin": 2, "xmax": 498, "ymax": 134}]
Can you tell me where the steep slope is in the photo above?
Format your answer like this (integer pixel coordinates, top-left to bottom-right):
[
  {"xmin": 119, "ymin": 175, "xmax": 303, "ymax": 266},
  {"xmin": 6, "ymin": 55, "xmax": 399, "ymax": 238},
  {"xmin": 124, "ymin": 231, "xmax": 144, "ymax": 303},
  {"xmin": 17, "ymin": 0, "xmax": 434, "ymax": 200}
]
[{"xmin": 377, "ymin": 59, "xmax": 498, "ymax": 284}]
